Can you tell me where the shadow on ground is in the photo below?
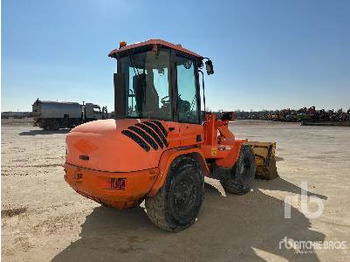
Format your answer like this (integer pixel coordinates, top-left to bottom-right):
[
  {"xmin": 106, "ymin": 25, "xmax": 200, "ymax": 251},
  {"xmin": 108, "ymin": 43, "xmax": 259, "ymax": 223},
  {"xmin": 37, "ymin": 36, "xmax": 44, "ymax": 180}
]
[
  {"xmin": 19, "ymin": 129, "xmax": 70, "ymax": 136},
  {"xmin": 53, "ymin": 178, "xmax": 326, "ymax": 262}
]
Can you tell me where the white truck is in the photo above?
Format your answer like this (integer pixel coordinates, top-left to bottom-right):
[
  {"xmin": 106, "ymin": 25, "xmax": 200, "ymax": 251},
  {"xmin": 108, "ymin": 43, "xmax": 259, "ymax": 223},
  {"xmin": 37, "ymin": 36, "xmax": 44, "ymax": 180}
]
[{"xmin": 32, "ymin": 99, "xmax": 107, "ymax": 130}]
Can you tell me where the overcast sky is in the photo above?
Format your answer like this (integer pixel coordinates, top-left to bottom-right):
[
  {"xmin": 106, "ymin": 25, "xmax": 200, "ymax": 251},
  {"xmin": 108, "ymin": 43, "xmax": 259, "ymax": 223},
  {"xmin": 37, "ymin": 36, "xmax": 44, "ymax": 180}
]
[{"xmin": 2, "ymin": 0, "xmax": 350, "ymax": 112}]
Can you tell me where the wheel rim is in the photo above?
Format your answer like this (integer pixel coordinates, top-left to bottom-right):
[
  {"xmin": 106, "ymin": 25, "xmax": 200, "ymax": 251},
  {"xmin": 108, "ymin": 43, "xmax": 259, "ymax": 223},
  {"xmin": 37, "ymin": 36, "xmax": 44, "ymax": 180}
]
[{"xmin": 169, "ymin": 169, "xmax": 200, "ymax": 223}]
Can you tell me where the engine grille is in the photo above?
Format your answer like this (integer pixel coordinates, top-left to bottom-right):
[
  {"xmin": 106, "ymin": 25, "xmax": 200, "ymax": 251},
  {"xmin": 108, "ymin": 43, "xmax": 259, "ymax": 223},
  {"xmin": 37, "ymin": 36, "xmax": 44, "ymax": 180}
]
[{"xmin": 121, "ymin": 120, "xmax": 169, "ymax": 152}]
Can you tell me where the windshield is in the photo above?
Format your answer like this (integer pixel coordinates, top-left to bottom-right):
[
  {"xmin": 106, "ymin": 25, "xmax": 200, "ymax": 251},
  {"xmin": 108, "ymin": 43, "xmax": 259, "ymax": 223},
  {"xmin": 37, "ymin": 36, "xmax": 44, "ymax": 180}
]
[
  {"xmin": 120, "ymin": 50, "xmax": 172, "ymax": 120},
  {"xmin": 93, "ymin": 106, "xmax": 101, "ymax": 114}
]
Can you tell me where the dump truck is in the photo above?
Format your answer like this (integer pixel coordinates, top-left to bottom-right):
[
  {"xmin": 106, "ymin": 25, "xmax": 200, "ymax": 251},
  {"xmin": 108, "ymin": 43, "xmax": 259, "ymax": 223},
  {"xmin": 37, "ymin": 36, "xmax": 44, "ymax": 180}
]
[
  {"xmin": 64, "ymin": 39, "xmax": 278, "ymax": 232},
  {"xmin": 32, "ymin": 99, "xmax": 107, "ymax": 130}
]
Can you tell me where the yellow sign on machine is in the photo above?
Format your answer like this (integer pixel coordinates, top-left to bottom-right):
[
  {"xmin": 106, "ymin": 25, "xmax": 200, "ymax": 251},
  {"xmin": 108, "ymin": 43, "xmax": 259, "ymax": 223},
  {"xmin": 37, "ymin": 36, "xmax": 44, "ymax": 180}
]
[{"xmin": 211, "ymin": 147, "xmax": 218, "ymax": 156}]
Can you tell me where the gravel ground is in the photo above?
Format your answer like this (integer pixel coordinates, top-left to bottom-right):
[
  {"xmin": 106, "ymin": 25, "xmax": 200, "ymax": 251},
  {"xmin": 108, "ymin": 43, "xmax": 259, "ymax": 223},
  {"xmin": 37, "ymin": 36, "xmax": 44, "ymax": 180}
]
[{"xmin": 1, "ymin": 120, "xmax": 349, "ymax": 261}]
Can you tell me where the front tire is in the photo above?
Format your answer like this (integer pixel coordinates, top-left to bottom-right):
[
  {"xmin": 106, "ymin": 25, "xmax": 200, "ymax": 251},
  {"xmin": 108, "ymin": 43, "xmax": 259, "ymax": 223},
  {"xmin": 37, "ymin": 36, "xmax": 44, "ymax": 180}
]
[
  {"xmin": 220, "ymin": 145, "xmax": 256, "ymax": 194},
  {"xmin": 145, "ymin": 156, "xmax": 204, "ymax": 232}
]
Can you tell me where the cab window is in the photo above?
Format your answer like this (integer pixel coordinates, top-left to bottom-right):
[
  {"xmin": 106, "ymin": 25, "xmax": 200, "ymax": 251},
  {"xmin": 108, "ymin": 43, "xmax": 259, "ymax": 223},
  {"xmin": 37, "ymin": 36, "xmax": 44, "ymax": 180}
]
[
  {"xmin": 176, "ymin": 56, "xmax": 199, "ymax": 123},
  {"xmin": 121, "ymin": 50, "xmax": 172, "ymax": 120},
  {"xmin": 93, "ymin": 106, "xmax": 101, "ymax": 114}
]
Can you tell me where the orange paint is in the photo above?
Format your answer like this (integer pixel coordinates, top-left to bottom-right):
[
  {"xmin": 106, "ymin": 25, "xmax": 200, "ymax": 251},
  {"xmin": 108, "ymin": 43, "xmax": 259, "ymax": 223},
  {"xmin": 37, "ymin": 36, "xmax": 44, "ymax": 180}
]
[
  {"xmin": 64, "ymin": 39, "xmax": 250, "ymax": 210},
  {"xmin": 64, "ymin": 114, "xmax": 242, "ymax": 209},
  {"xmin": 64, "ymin": 162, "xmax": 158, "ymax": 209}
]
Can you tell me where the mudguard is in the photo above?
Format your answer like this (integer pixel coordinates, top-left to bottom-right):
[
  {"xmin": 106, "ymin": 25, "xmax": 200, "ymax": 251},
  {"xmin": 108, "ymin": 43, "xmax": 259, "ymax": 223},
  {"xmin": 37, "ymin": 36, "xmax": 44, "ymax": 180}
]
[{"xmin": 147, "ymin": 147, "xmax": 209, "ymax": 197}]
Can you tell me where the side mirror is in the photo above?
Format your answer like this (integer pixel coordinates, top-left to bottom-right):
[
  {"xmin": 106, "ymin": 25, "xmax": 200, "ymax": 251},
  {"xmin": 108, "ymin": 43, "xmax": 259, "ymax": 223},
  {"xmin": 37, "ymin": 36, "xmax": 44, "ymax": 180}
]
[{"xmin": 205, "ymin": 60, "xmax": 214, "ymax": 75}]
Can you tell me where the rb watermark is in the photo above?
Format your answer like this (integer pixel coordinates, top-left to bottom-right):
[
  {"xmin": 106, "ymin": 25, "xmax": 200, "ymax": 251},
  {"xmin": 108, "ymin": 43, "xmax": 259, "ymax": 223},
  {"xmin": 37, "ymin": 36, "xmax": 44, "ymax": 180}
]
[
  {"xmin": 279, "ymin": 236, "xmax": 348, "ymax": 254},
  {"xmin": 284, "ymin": 181, "xmax": 324, "ymax": 219}
]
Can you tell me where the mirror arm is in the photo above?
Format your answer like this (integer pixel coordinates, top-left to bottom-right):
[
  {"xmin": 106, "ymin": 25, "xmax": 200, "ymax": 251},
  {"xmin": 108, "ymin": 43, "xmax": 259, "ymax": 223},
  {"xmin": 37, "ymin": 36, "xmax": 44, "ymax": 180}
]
[{"xmin": 198, "ymin": 70, "xmax": 206, "ymax": 113}]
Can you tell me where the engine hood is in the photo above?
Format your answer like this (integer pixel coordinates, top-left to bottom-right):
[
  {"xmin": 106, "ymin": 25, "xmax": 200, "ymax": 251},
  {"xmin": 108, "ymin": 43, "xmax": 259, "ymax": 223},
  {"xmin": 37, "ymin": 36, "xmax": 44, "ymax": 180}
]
[{"xmin": 65, "ymin": 119, "xmax": 170, "ymax": 172}]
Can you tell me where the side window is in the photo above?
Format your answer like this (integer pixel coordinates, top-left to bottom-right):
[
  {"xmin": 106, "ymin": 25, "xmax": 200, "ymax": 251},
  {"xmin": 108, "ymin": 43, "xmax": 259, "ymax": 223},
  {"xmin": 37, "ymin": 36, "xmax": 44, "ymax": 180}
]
[
  {"xmin": 93, "ymin": 107, "xmax": 101, "ymax": 114},
  {"xmin": 176, "ymin": 56, "xmax": 199, "ymax": 123}
]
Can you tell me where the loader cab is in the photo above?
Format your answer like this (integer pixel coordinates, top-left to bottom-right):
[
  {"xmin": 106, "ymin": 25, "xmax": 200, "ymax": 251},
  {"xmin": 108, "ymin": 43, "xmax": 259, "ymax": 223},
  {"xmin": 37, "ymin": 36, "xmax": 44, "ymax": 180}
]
[{"xmin": 109, "ymin": 40, "xmax": 207, "ymax": 125}]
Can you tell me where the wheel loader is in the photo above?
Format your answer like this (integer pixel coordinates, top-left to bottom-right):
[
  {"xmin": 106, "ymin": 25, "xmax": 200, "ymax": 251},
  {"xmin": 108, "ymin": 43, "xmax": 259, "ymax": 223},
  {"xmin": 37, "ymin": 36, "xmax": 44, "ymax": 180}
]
[{"xmin": 64, "ymin": 39, "xmax": 278, "ymax": 232}]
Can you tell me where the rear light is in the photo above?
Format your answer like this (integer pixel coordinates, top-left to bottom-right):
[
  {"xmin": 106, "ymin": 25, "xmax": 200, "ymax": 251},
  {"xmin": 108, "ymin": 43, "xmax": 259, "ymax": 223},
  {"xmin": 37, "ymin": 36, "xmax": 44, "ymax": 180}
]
[{"xmin": 111, "ymin": 178, "xmax": 126, "ymax": 190}]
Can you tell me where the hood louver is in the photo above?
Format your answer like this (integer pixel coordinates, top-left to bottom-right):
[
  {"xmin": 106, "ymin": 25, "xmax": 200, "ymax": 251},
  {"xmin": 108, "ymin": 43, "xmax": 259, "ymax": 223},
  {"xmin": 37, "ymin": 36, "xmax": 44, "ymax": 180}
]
[{"xmin": 121, "ymin": 120, "xmax": 169, "ymax": 152}]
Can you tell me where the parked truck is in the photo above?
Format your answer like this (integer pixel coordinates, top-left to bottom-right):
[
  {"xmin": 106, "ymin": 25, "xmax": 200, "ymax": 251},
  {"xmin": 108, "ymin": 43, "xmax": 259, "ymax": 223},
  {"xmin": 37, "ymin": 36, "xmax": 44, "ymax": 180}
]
[{"xmin": 32, "ymin": 99, "xmax": 107, "ymax": 130}]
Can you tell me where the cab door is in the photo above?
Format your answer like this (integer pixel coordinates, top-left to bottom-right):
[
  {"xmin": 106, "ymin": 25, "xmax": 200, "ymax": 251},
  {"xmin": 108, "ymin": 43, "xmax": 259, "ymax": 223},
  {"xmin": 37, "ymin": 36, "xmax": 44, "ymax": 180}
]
[{"xmin": 175, "ymin": 55, "xmax": 204, "ymax": 147}]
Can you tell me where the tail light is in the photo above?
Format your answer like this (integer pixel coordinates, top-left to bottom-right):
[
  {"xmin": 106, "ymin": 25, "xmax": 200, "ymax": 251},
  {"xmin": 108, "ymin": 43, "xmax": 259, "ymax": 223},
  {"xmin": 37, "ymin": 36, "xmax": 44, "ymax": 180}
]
[{"xmin": 111, "ymin": 178, "xmax": 126, "ymax": 190}]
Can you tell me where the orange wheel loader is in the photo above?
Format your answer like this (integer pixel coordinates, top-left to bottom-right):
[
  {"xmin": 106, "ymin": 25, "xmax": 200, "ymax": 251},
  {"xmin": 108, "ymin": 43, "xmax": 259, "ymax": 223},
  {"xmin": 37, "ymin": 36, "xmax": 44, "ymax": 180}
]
[{"xmin": 64, "ymin": 39, "xmax": 278, "ymax": 232}]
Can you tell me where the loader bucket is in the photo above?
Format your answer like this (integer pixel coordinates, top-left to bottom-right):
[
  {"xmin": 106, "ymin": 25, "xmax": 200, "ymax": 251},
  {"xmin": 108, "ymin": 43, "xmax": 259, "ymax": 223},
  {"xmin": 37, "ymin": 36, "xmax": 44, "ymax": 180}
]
[{"xmin": 245, "ymin": 141, "xmax": 278, "ymax": 180}]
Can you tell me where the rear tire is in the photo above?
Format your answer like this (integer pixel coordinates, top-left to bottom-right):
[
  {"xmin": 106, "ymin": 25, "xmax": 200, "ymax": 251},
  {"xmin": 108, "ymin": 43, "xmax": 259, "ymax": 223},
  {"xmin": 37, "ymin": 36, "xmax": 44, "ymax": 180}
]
[
  {"xmin": 49, "ymin": 120, "xmax": 60, "ymax": 131},
  {"xmin": 43, "ymin": 124, "xmax": 50, "ymax": 131},
  {"xmin": 145, "ymin": 156, "xmax": 204, "ymax": 232},
  {"xmin": 220, "ymin": 145, "xmax": 256, "ymax": 194}
]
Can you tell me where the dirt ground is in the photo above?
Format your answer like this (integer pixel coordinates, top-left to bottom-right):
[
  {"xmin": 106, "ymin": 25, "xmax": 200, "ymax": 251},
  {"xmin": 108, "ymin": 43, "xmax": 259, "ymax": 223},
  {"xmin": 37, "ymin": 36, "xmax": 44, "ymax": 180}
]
[{"xmin": 1, "ymin": 119, "xmax": 349, "ymax": 261}]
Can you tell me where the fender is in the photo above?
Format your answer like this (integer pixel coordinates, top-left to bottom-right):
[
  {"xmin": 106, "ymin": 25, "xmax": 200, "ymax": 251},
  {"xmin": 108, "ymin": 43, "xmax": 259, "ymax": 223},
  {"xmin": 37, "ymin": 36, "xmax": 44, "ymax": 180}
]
[
  {"xmin": 147, "ymin": 147, "xmax": 209, "ymax": 197},
  {"xmin": 215, "ymin": 139, "xmax": 247, "ymax": 168}
]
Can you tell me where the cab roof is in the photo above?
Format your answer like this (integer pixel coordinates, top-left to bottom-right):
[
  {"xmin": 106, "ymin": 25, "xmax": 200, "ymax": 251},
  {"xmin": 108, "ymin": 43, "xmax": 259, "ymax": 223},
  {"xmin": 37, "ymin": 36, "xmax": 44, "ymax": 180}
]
[{"xmin": 108, "ymin": 39, "xmax": 203, "ymax": 60}]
